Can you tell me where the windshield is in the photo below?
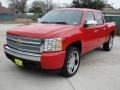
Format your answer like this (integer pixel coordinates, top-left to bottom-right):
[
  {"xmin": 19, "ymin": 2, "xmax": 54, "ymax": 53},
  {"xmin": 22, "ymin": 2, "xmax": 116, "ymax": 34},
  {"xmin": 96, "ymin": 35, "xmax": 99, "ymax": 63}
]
[{"xmin": 40, "ymin": 10, "xmax": 82, "ymax": 25}]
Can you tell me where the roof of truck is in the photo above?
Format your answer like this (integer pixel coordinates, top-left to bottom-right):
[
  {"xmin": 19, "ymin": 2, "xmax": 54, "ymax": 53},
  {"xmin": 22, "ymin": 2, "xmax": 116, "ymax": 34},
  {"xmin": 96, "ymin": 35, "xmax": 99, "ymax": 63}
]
[{"xmin": 54, "ymin": 8, "xmax": 101, "ymax": 12}]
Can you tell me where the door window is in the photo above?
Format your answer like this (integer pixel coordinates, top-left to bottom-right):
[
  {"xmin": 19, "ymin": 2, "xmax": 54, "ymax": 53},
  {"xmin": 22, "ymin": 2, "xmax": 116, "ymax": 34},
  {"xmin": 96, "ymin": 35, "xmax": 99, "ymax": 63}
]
[
  {"xmin": 85, "ymin": 12, "xmax": 95, "ymax": 22},
  {"xmin": 94, "ymin": 12, "xmax": 104, "ymax": 25}
]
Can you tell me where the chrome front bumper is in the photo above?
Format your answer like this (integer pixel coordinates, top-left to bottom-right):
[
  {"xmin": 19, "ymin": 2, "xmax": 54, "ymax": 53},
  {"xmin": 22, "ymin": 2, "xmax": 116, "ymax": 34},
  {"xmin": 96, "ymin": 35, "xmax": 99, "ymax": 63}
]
[{"xmin": 4, "ymin": 46, "xmax": 40, "ymax": 62}]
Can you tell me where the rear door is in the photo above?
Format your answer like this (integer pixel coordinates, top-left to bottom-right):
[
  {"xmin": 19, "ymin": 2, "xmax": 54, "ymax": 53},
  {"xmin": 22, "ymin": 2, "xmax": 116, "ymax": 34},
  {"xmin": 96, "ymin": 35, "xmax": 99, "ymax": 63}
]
[
  {"xmin": 94, "ymin": 11, "xmax": 107, "ymax": 45},
  {"xmin": 83, "ymin": 11, "xmax": 100, "ymax": 53}
]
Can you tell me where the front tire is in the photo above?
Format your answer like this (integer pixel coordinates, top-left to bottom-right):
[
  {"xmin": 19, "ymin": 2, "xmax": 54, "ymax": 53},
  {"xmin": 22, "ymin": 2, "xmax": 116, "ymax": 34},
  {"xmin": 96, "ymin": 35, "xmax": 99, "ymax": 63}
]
[
  {"xmin": 61, "ymin": 47, "xmax": 80, "ymax": 77},
  {"xmin": 103, "ymin": 34, "xmax": 113, "ymax": 51}
]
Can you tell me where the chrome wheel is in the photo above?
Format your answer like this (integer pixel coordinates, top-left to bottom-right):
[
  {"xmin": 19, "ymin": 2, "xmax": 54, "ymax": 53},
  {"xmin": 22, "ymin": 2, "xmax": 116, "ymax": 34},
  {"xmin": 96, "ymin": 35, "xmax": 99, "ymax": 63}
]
[
  {"xmin": 67, "ymin": 51, "xmax": 80, "ymax": 74},
  {"xmin": 61, "ymin": 47, "xmax": 80, "ymax": 77}
]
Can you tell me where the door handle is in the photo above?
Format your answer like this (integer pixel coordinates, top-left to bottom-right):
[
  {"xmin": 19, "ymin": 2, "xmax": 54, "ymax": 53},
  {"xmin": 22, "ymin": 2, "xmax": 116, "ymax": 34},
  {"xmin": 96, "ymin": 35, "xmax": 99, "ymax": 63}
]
[
  {"xmin": 94, "ymin": 30, "xmax": 99, "ymax": 33},
  {"xmin": 103, "ymin": 28, "xmax": 106, "ymax": 30}
]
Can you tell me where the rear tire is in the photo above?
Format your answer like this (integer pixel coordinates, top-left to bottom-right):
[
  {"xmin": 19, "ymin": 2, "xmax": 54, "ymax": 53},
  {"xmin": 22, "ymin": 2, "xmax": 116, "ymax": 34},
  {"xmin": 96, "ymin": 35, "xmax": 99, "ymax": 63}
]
[
  {"xmin": 103, "ymin": 34, "xmax": 113, "ymax": 51},
  {"xmin": 61, "ymin": 47, "xmax": 80, "ymax": 77}
]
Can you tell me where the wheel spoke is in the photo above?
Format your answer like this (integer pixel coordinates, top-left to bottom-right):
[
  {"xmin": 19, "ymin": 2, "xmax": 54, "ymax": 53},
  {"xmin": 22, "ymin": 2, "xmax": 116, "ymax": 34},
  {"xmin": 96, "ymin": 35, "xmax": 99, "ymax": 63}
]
[
  {"xmin": 72, "ymin": 66, "xmax": 74, "ymax": 72},
  {"xmin": 67, "ymin": 50, "xmax": 80, "ymax": 74}
]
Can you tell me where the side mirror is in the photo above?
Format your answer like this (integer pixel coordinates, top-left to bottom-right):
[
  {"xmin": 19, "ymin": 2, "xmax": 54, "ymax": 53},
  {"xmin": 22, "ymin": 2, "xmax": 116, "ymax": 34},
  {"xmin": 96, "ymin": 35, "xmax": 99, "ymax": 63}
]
[
  {"xmin": 37, "ymin": 18, "xmax": 41, "ymax": 23},
  {"xmin": 84, "ymin": 20, "xmax": 97, "ymax": 27}
]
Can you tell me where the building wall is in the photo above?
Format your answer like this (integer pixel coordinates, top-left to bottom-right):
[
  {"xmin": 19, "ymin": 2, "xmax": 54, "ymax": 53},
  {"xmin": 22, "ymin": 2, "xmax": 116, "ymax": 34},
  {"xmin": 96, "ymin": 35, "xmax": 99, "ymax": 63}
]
[
  {"xmin": 105, "ymin": 15, "xmax": 120, "ymax": 35},
  {"xmin": 0, "ymin": 13, "xmax": 15, "ymax": 21}
]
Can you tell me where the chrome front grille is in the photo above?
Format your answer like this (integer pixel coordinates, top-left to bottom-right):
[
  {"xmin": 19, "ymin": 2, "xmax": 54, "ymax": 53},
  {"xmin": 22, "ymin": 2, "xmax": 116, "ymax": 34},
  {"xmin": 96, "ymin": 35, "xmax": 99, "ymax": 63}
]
[{"xmin": 7, "ymin": 35, "xmax": 44, "ymax": 53}]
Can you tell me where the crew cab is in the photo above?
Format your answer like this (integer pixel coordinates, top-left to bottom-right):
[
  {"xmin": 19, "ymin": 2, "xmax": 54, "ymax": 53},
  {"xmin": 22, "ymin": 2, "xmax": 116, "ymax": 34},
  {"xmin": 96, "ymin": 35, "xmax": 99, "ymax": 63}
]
[{"xmin": 4, "ymin": 8, "xmax": 116, "ymax": 77}]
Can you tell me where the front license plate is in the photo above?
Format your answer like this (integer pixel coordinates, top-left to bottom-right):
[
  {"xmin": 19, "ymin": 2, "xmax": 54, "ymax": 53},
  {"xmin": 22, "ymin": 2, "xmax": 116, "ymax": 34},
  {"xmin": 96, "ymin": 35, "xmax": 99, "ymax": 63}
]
[{"xmin": 15, "ymin": 59, "xmax": 23, "ymax": 66}]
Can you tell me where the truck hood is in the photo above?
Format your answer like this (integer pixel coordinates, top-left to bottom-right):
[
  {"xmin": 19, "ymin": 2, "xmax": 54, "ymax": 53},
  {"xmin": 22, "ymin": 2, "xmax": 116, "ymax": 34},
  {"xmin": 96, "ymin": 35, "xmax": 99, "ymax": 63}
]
[{"xmin": 7, "ymin": 23, "xmax": 78, "ymax": 38}]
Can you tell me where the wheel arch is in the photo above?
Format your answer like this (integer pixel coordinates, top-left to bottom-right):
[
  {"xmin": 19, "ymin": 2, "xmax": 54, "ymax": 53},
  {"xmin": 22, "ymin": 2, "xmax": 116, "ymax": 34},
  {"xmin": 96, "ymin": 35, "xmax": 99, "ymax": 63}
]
[
  {"xmin": 65, "ymin": 41, "xmax": 82, "ymax": 54},
  {"xmin": 110, "ymin": 30, "xmax": 115, "ymax": 37}
]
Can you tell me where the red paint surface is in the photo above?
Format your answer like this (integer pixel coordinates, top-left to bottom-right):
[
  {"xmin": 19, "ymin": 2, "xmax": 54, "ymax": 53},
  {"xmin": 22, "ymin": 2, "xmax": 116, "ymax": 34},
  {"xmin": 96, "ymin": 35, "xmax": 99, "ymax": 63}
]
[
  {"xmin": 6, "ymin": 8, "xmax": 116, "ymax": 70},
  {"xmin": 41, "ymin": 51, "xmax": 65, "ymax": 70}
]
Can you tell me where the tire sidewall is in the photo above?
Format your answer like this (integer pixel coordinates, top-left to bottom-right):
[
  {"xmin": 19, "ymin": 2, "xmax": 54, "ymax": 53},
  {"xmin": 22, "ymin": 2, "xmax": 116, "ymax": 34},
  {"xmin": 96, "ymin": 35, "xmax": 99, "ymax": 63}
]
[
  {"xmin": 62, "ymin": 47, "xmax": 80, "ymax": 77},
  {"xmin": 108, "ymin": 35, "xmax": 113, "ymax": 50}
]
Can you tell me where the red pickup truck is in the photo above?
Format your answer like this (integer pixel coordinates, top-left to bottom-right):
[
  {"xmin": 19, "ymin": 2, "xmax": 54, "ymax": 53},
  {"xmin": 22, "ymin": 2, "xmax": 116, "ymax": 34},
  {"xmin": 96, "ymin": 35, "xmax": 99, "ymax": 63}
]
[{"xmin": 4, "ymin": 8, "xmax": 116, "ymax": 77}]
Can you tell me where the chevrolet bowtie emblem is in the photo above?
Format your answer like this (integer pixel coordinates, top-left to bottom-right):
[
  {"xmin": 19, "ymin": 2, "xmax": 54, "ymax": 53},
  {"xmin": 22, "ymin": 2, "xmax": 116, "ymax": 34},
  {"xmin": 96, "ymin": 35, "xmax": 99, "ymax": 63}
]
[{"xmin": 16, "ymin": 39, "xmax": 22, "ymax": 46}]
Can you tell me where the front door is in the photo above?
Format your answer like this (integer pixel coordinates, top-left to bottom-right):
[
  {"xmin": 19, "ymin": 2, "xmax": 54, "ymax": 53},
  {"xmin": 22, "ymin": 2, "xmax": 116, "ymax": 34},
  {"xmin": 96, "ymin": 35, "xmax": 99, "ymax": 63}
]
[{"xmin": 82, "ymin": 12, "xmax": 100, "ymax": 53}]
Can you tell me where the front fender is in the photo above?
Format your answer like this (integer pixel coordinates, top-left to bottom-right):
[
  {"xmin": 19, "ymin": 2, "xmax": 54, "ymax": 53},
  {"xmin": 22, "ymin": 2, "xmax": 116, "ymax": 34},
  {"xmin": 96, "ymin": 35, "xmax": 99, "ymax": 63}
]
[{"xmin": 62, "ymin": 30, "xmax": 83, "ymax": 51}]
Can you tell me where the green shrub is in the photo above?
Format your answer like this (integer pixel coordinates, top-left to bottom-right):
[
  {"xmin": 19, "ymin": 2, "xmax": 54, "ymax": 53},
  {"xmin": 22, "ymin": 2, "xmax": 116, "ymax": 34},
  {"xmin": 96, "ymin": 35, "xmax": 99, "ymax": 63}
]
[{"xmin": 27, "ymin": 13, "xmax": 44, "ymax": 21}]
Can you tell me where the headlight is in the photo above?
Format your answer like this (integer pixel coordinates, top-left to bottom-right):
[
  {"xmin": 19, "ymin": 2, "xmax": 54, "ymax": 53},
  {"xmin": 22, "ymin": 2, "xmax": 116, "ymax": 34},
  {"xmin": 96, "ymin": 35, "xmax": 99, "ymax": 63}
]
[{"xmin": 44, "ymin": 38, "xmax": 62, "ymax": 52}]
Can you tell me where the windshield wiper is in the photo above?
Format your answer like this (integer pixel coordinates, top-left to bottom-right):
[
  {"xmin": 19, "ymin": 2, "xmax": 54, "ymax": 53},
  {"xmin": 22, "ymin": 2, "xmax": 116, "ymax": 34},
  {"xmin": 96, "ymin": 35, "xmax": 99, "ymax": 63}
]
[
  {"xmin": 40, "ymin": 21, "xmax": 50, "ymax": 24},
  {"xmin": 40, "ymin": 21, "xmax": 56, "ymax": 24},
  {"xmin": 54, "ymin": 22, "xmax": 69, "ymax": 25},
  {"xmin": 40, "ymin": 21, "xmax": 69, "ymax": 25}
]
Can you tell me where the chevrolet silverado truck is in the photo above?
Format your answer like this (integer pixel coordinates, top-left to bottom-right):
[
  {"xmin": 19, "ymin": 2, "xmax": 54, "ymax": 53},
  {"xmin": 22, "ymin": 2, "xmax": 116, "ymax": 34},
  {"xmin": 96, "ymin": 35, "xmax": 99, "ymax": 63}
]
[{"xmin": 4, "ymin": 8, "xmax": 116, "ymax": 77}]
